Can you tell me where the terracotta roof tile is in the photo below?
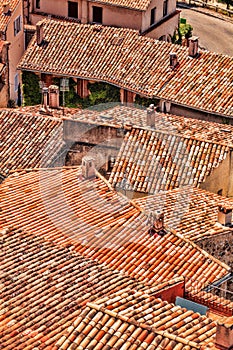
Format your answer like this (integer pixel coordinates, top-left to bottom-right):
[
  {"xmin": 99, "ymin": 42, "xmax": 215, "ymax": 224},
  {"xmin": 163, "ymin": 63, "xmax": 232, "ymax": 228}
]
[
  {"xmin": 0, "ymin": 109, "xmax": 64, "ymax": 177},
  {"xmin": 55, "ymin": 290, "xmax": 218, "ymax": 350},
  {"xmin": 133, "ymin": 187, "xmax": 233, "ymax": 241},
  {"xmin": 0, "ymin": 168, "xmax": 230, "ymax": 292},
  {"xmin": 0, "ymin": 227, "xmax": 153, "ymax": 349},
  {"xmin": 0, "ymin": 0, "xmax": 20, "ymax": 32},
  {"xmin": 18, "ymin": 20, "xmax": 233, "ymax": 117},
  {"xmin": 109, "ymin": 128, "xmax": 229, "ymax": 193},
  {"xmin": 67, "ymin": 102, "xmax": 233, "ymax": 142}
]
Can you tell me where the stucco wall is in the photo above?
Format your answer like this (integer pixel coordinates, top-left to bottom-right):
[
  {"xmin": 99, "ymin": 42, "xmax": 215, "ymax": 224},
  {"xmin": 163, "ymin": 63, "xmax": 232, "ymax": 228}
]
[
  {"xmin": 142, "ymin": 0, "xmax": 177, "ymax": 32},
  {"xmin": 200, "ymin": 152, "xmax": 233, "ymax": 198},
  {"xmin": 33, "ymin": 0, "xmax": 78, "ymax": 18},
  {"xmin": 170, "ymin": 103, "xmax": 233, "ymax": 125},
  {"xmin": 6, "ymin": 2, "xmax": 24, "ymax": 102},
  {"xmin": 144, "ymin": 11, "xmax": 179, "ymax": 40},
  {"xmin": 88, "ymin": 3, "xmax": 142, "ymax": 29}
]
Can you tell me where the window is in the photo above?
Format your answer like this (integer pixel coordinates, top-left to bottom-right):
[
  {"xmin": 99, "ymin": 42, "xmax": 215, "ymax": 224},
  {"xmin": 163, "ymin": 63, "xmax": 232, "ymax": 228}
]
[
  {"xmin": 150, "ymin": 7, "xmax": 156, "ymax": 26},
  {"xmin": 93, "ymin": 6, "xmax": 102, "ymax": 24},
  {"xmin": 36, "ymin": 0, "xmax": 40, "ymax": 9},
  {"xmin": 14, "ymin": 73, "xmax": 19, "ymax": 92},
  {"xmin": 163, "ymin": 0, "xmax": 168, "ymax": 16},
  {"xmin": 68, "ymin": 1, "xmax": 78, "ymax": 18},
  {"xmin": 14, "ymin": 16, "xmax": 21, "ymax": 36}
]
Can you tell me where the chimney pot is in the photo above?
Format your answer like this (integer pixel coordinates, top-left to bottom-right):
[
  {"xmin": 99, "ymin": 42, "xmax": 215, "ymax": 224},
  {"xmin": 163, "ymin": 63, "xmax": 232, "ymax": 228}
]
[
  {"xmin": 48, "ymin": 85, "xmax": 59, "ymax": 109},
  {"xmin": 146, "ymin": 104, "xmax": 155, "ymax": 128},
  {"xmin": 3, "ymin": 2, "xmax": 10, "ymax": 15},
  {"xmin": 188, "ymin": 36, "xmax": 199, "ymax": 57},
  {"xmin": 82, "ymin": 156, "xmax": 96, "ymax": 179},
  {"xmin": 36, "ymin": 22, "xmax": 44, "ymax": 46},
  {"xmin": 218, "ymin": 206, "xmax": 232, "ymax": 226},
  {"xmin": 170, "ymin": 52, "xmax": 178, "ymax": 69}
]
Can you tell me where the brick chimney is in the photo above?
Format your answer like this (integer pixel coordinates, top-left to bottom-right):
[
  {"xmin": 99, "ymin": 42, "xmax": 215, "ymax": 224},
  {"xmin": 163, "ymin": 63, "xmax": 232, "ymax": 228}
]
[
  {"xmin": 215, "ymin": 318, "xmax": 233, "ymax": 349},
  {"xmin": 218, "ymin": 205, "xmax": 232, "ymax": 226},
  {"xmin": 170, "ymin": 52, "xmax": 178, "ymax": 69},
  {"xmin": 188, "ymin": 36, "xmax": 199, "ymax": 57},
  {"xmin": 82, "ymin": 156, "xmax": 95, "ymax": 179},
  {"xmin": 48, "ymin": 85, "xmax": 59, "ymax": 108},
  {"xmin": 146, "ymin": 104, "xmax": 155, "ymax": 127},
  {"xmin": 36, "ymin": 21, "xmax": 44, "ymax": 46}
]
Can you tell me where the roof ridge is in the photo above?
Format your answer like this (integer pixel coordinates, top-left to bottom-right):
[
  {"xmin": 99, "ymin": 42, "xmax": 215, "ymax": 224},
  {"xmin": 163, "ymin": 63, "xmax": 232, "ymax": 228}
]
[{"xmin": 87, "ymin": 301, "xmax": 202, "ymax": 348}]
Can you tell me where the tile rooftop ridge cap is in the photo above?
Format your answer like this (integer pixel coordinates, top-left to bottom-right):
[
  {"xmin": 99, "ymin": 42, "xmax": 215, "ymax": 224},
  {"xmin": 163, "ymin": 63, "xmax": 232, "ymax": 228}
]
[
  {"xmin": 7, "ymin": 166, "xmax": 81, "ymax": 175},
  {"xmin": 86, "ymin": 301, "xmax": 202, "ymax": 348},
  {"xmin": 174, "ymin": 230, "xmax": 231, "ymax": 273},
  {"xmin": 132, "ymin": 125, "xmax": 232, "ymax": 147},
  {"xmin": 0, "ymin": 107, "xmax": 62, "ymax": 122}
]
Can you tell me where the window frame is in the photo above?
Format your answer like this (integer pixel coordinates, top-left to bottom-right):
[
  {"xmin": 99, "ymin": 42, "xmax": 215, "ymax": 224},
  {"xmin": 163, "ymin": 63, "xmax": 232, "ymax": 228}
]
[
  {"xmin": 150, "ymin": 7, "xmax": 156, "ymax": 26},
  {"xmin": 163, "ymin": 0, "xmax": 168, "ymax": 17},
  {"xmin": 14, "ymin": 15, "xmax": 21, "ymax": 36},
  {"xmin": 92, "ymin": 6, "xmax": 103, "ymax": 24},
  {"xmin": 68, "ymin": 1, "xmax": 78, "ymax": 18}
]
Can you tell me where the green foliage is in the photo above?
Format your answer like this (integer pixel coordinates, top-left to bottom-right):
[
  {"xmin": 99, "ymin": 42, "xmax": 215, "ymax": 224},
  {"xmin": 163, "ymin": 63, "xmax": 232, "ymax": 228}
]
[
  {"xmin": 135, "ymin": 95, "xmax": 159, "ymax": 107},
  {"xmin": 22, "ymin": 71, "xmax": 41, "ymax": 106},
  {"xmin": 171, "ymin": 20, "xmax": 193, "ymax": 45},
  {"xmin": 54, "ymin": 78, "xmax": 120, "ymax": 108}
]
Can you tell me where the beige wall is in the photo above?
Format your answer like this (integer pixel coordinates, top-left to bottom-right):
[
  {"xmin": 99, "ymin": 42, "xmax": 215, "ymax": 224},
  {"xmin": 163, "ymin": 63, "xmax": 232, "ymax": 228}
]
[
  {"xmin": 88, "ymin": 3, "xmax": 142, "ymax": 29},
  {"xmin": 144, "ymin": 11, "xmax": 179, "ymax": 40},
  {"xmin": 33, "ymin": 0, "xmax": 79, "ymax": 18},
  {"xmin": 200, "ymin": 152, "xmax": 233, "ymax": 198},
  {"xmin": 142, "ymin": 0, "xmax": 177, "ymax": 32},
  {"xmin": 30, "ymin": 0, "xmax": 177, "ymax": 36},
  {"xmin": 6, "ymin": 2, "xmax": 24, "ymax": 102}
]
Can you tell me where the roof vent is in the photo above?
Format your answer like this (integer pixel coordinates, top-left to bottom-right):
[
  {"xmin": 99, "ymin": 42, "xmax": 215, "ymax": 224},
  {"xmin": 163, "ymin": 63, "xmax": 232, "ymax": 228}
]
[
  {"xmin": 170, "ymin": 52, "xmax": 178, "ymax": 69},
  {"xmin": 82, "ymin": 156, "xmax": 96, "ymax": 179},
  {"xmin": 3, "ymin": 2, "xmax": 10, "ymax": 15},
  {"xmin": 218, "ymin": 205, "xmax": 232, "ymax": 226},
  {"xmin": 146, "ymin": 104, "xmax": 155, "ymax": 128},
  {"xmin": 188, "ymin": 36, "xmax": 199, "ymax": 57},
  {"xmin": 48, "ymin": 85, "xmax": 59, "ymax": 109},
  {"xmin": 36, "ymin": 22, "xmax": 44, "ymax": 46}
]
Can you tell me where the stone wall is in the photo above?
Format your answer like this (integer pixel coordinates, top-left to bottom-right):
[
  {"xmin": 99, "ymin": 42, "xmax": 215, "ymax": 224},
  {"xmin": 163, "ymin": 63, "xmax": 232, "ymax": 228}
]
[{"xmin": 196, "ymin": 232, "xmax": 233, "ymax": 295}]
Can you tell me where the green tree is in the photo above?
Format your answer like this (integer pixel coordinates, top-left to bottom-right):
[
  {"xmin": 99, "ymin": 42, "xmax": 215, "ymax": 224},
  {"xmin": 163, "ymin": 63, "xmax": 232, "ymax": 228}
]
[{"xmin": 22, "ymin": 71, "xmax": 41, "ymax": 106}]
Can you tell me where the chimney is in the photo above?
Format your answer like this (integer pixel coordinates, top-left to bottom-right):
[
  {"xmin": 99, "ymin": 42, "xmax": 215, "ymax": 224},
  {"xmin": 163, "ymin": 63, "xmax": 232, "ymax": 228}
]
[
  {"xmin": 170, "ymin": 52, "xmax": 178, "ymax": 69},
  {"xmin": 188, "ymin": 36, "xmax": 199, "ymax": 57},
  {"xmin": 218, "ymin": 206, "xmax": 232, "ymax": 226},
  {"xmin": 42, "ymin": 87, "xmax": 49, "ymax": 110},
  {"xmin": 148, "ymin": 211, "xmax": 166, "ymax": 237},
  {"xmin": 146, "ymin": 104, "xmax": 155, "ymax": 127},
  {"xmin": 36, "ymin": 21, "xmax": 44, "ymax": 46},
  {"xmin": 48, "ymin": 85, "xmax": 59, "ymax": 108},
  {"xmin": 215, "ymin": 319, "xmax": 233, "ymax": 350},
  {"xmin": 3, "ymin": 2, "xmax": 10, "ymax": 15},
  {"xmin": 82, "ymin": 156, "xmax": 96, "ymax": 179}
]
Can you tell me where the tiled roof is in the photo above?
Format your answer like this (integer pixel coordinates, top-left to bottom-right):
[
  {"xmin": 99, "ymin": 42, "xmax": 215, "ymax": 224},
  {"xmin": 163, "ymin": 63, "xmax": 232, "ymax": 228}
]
[
  {"xmin": 0, "ymin": 0, "xmax": 20, "ymax": 32},
  {"xmin": 77, "ymin": 105, "xmax": 233, "ymax": 146},
  {"xmin": 89, "ymin": 0, "xmax": 151, "ymax": 11},
  {"xmin": 18, "ymin": 20, "xmax": 233, "ymax": 117},
  {"xmin": 0, "ymin": 168, "xmax": 230, "ymax": 290},
  {"xmin": 0, "ymin": 227, "xmax": 151, "ymax": 350},
  {"xmin": 0, "ymin": 109, "xmax": 64, "ymax": 176},
  {"xmin": 109, "ymin": 127, "xmax": 229, "ymax": 193},
  {"xmin": 56, "ymin": 291, "xmax": 218, "ymax": 350},
  {"xmin": 133, "ymin": 187, "xmax": 233, "ymax": 241}
]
